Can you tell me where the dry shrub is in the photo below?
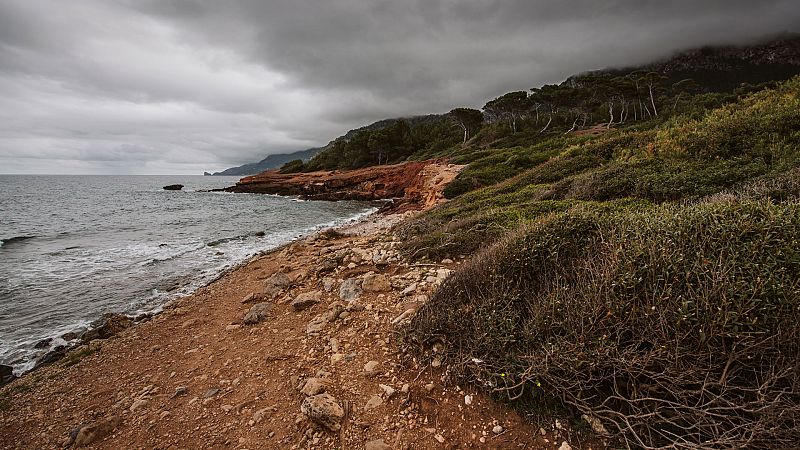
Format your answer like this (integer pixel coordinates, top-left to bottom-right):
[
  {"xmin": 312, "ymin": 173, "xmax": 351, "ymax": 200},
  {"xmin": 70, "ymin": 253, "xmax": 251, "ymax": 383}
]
[
  {"xmin": 405, "ymin": 200, "xmax": 800, "ymax": 449},
  {"xmin": 719, "ymin": 167, "xmax": 800, "ymax": 202}
]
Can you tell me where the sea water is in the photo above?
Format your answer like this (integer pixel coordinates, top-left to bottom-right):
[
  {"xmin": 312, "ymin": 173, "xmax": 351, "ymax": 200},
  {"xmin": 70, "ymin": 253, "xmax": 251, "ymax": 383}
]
[{"xmin": 0, "ymin": 175, "xmax": 376, "ymax": 373}]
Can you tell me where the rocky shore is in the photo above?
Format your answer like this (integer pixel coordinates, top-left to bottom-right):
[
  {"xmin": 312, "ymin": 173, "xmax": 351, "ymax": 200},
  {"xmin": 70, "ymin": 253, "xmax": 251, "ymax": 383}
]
[
  {"xmin": 0, "ymin": 211, "xmax": 579, "ymax": 449},
  {"xmin": 221, "ymin": 160, "xmax": 463, "ymax": 213},
  {"xmin": 0, "ymin": 163, "xmax": 583, "ymax": 449}
]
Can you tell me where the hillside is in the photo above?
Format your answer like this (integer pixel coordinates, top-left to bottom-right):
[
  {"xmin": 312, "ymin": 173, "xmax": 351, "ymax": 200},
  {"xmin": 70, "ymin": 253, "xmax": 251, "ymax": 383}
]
[
  {"xmin": 249, "ymin": 35, "xmax": 799, "ymax": 449},
  {"xmin": 277, "ymin": 35, "xmax": 800, "ymax": 176},
  {"xmin": 395, "ymin": 74, "xmax": 800, "ymax": 448}
]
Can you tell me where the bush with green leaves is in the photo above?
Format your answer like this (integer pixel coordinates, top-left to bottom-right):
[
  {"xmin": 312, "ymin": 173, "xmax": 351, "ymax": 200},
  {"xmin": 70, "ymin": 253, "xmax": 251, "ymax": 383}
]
[
  {"xmin": 404, "ymin": 199, "xmax": 800, "ymax": 448},
  {"xmin": 278, "ymin": 159, "xmax": 305, "ymax": 173}
]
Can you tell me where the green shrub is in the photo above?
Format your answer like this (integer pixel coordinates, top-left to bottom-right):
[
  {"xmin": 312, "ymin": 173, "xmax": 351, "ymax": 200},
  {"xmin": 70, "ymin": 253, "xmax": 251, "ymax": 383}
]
[
  {"xmin": 278, "ymin": 159, "xmax": 305, "ymax": 173},
  {"xmin": 405, "ymin": 200, "xmax": 800, "ymax": 448},
  {"xmin": 442, "ymin": 176, "xmax": 480, "ymax": 199}
]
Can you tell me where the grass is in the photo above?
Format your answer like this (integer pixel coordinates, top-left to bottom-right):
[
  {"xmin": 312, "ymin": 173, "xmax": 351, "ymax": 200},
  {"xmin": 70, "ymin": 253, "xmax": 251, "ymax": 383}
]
[
  {"xmin": 61, "ymin": 346, "xmax": 98, "ymax": 368},
  {"xmin": 0, "ymin": 383, "xmax": 31, "ymax": 411}
]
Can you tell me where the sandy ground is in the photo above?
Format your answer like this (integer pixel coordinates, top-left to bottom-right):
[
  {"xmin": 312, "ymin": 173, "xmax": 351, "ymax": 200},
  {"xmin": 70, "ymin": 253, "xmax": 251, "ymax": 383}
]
[{"xmin": 0, "ymin": 164, "xmax": 592, "ymax": 449}]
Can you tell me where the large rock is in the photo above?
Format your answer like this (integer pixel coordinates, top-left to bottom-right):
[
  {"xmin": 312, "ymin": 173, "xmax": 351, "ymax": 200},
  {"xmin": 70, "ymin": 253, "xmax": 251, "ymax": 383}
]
[
  {"xmin": 316, "ymin": 257, "xmax": 340, "ymax": 275},
  {"xmin": 338, "ymin": 278, "xmax": 362, "ymax": 301},
  {"xmin": 82, "ymin": 314, "xmax": 132, "ymax": 343},
  {"xmin": 0, "ymin": 365, "xmax": 16, "ymax": 387},
  {"xmin": 34, "ymin": 338, "xmax": 52, "ymax": 349},
  {"xmin": 300, "ymin": 378, "xmax": 330, "ymax": 396},
  {"xmin": 100, "ymin": 314, "xmax": 132, "ymax": 337},
  {"xmin": 35, "ymin": 347, "xmax": 67, "ymax": 368},
  {"xmin": 362, "ymin": 272, "xmax": 390, "ymax": 292},
  {"xmin": 291, "ymin": 290, "xmax": 322, "ymax": 311},
  {"xmin": 81, "ymin": 314, "xmax": 133, "ymax": 343},
  {"xmin": 264, "ymin": 272, "xmax": 292, "ymax": 299},
  {"xmin": 162, "ymin": 184, "xmax": 183, "ymax": 191},
  {"xmin": 365, "ymin": 439, "xmax": 392, "ymax": 450},
  {"xmin": 73, "ymin": 415, "xmax": 122, "ymax": 447},
  {"xmin": 222, "ymin": 160, "xmax": 437, "ymax": 208},
  {"xmin": 300, "ymin": 393, "xmax": 345, "ymax": 431},
  {"xmin": 243, "ymin": 302, "xmax": 272, "ymax": 325}
]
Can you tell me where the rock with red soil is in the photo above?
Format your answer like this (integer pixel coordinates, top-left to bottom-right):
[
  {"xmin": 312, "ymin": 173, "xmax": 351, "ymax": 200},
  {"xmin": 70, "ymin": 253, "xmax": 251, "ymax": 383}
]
[
  {"xmin": 300, "ymin": 377, "xmax": 330, "ymax": 396},
  {"xmin": 300, "ymin": 393, "xmax": 345, "ymax": 431},
  {"xmin": 264, "ymin": 272, "xmax": 292, "ymax": 299},
  {"xmin": 362, "ymin": 272, "xmax": 390, "ymax": 292},
  {"xmin": 221, "ymin": 160, "xmax": 464, "ymax": 213},
  {"xmin": 243, "ymin": 302, "xmax": 272, "ymax": 324},
  {"xmin": 338, "ymin": 278, "xmax": 362, "ymax": 301},
  {"xmin": 72, "ymin": 415, "xmax": 122, "ymax": 447},
  {"xmin": 291, "ymin": 290, "xmax": 322, "ymax": 311},
  {"xmin": 81, "ymin": 314, "xmax": 132, "ymax": 343}
]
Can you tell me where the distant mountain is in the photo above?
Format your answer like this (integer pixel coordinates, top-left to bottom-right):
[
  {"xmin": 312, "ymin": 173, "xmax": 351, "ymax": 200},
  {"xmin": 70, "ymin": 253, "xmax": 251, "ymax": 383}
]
[
  {"xmin": 209, "ymin": 147, "xmax": 323, "ymax": 176},
  {"xmin": 580, "ymin": 33, "xmax": 800, "ymax": 91}
]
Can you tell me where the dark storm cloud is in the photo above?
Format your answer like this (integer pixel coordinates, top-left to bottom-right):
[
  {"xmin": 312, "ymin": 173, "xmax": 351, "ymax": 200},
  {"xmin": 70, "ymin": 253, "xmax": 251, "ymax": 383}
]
[{"xmin": 1, "ymin": 0, "xmax": 798, "ymax": 173}]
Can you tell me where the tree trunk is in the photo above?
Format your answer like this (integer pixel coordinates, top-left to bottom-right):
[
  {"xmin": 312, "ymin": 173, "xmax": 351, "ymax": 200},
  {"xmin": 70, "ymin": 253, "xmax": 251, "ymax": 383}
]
[
  {"xmin": 607, "ymin": 102, "xmax": 614, "ymax": 129},
  {"xmin": 643, "ymin": 102, "xmax": 652, "ymax": 118},
  {"xmin": 672, "ymin": 93, "xmax": 683, "ymax": 111},
  {"xmin": 565, "ymin": 116, "xmax": 580, "ymax": 134},
  {"xmin": 540, "ymin": 114, "xmax": 553, "ymax": 133},
  {"xmin": 649, "ymin": 84, "xmax": 658, "ymax": 117}
]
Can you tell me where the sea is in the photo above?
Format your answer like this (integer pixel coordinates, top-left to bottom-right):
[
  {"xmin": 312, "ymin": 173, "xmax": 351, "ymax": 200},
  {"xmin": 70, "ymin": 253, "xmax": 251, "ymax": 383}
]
[{"xmin": 0, "ymin": 175, "xmax": 377, "ymax": 374}]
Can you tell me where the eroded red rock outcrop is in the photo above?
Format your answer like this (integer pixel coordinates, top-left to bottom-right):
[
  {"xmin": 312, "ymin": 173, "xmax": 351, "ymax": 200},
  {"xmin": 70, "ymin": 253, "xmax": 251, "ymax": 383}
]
[{"xmin": 223, "ymin": 160, "xmax": 463, "ymax": 212}]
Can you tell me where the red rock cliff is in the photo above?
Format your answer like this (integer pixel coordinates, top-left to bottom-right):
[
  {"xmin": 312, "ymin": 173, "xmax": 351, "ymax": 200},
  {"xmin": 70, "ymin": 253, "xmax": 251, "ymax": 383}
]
[{"xmin": 223, "ymin": 160, "xmax": 463, "ymax": 211}]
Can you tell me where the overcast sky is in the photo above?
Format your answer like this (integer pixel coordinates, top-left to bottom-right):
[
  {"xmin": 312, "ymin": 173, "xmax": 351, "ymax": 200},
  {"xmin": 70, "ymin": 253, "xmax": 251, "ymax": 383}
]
[{"xmin": 0, "ymin": 1, "xmax": 798, "ymax": 174}]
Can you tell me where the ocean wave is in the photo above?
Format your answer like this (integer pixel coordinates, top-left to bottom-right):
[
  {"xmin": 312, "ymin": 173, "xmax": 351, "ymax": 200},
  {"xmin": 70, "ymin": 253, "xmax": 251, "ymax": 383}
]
[
  {"xmin": 0, "ymin": 235, "xmax": 37, "ymax": 249},
  {"xmin": 205, "ymin": 231, "xmax": 266, "ymax": 247},
  {"xmin": 0, "ymin": 192, "xmax": 379, "ymax": 374},
  {"xmin": 143, "ymin": 242, "xmax": 207, "ymax": 265}
]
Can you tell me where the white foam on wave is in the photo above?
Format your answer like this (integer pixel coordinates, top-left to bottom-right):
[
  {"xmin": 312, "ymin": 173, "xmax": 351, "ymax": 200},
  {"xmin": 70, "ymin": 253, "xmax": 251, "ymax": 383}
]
[
  {"xmin": 0, "ymin": 317, "xmax": 93, "ymax": 375},
  {"xmin": 2, "ymin": 202, "xmax": 379, "ymax": 375},
  {"xmin": 125, "ymin": 205, "xmax": 379, "ymax": 317}
]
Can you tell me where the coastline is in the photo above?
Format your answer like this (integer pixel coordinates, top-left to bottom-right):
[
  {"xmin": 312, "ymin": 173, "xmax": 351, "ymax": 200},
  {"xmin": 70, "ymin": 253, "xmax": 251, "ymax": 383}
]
[
  {"xmin": 2, "ymin": 202, "xmax": 381, "ymax": 377},
  {"xmin": 0, "ymin": 206, "xmax": 556, "ymax": 449}
]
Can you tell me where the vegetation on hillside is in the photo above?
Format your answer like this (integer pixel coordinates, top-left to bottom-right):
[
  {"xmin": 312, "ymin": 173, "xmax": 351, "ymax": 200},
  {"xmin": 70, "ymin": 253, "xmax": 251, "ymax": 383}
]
[
  {"xmin": 396, "ymin": 77, "xmax": 800, "ymax": 448},
  {"xmin": 399, "ymin": 78, "xmax": 800, "ymax": 260},
  {"xmin": 406, "ymin": 198, "xmax": 800, "ymax": 448},
  {"xmin": 271, "ymin": 40, "xmax": 800, "ymax": 446}
]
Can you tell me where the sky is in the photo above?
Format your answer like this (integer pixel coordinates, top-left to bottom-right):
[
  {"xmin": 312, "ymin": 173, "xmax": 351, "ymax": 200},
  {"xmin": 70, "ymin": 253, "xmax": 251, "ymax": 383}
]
[{"xmin": 0, "ymin": 1, "xmax": 798, "ymax": 174}]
